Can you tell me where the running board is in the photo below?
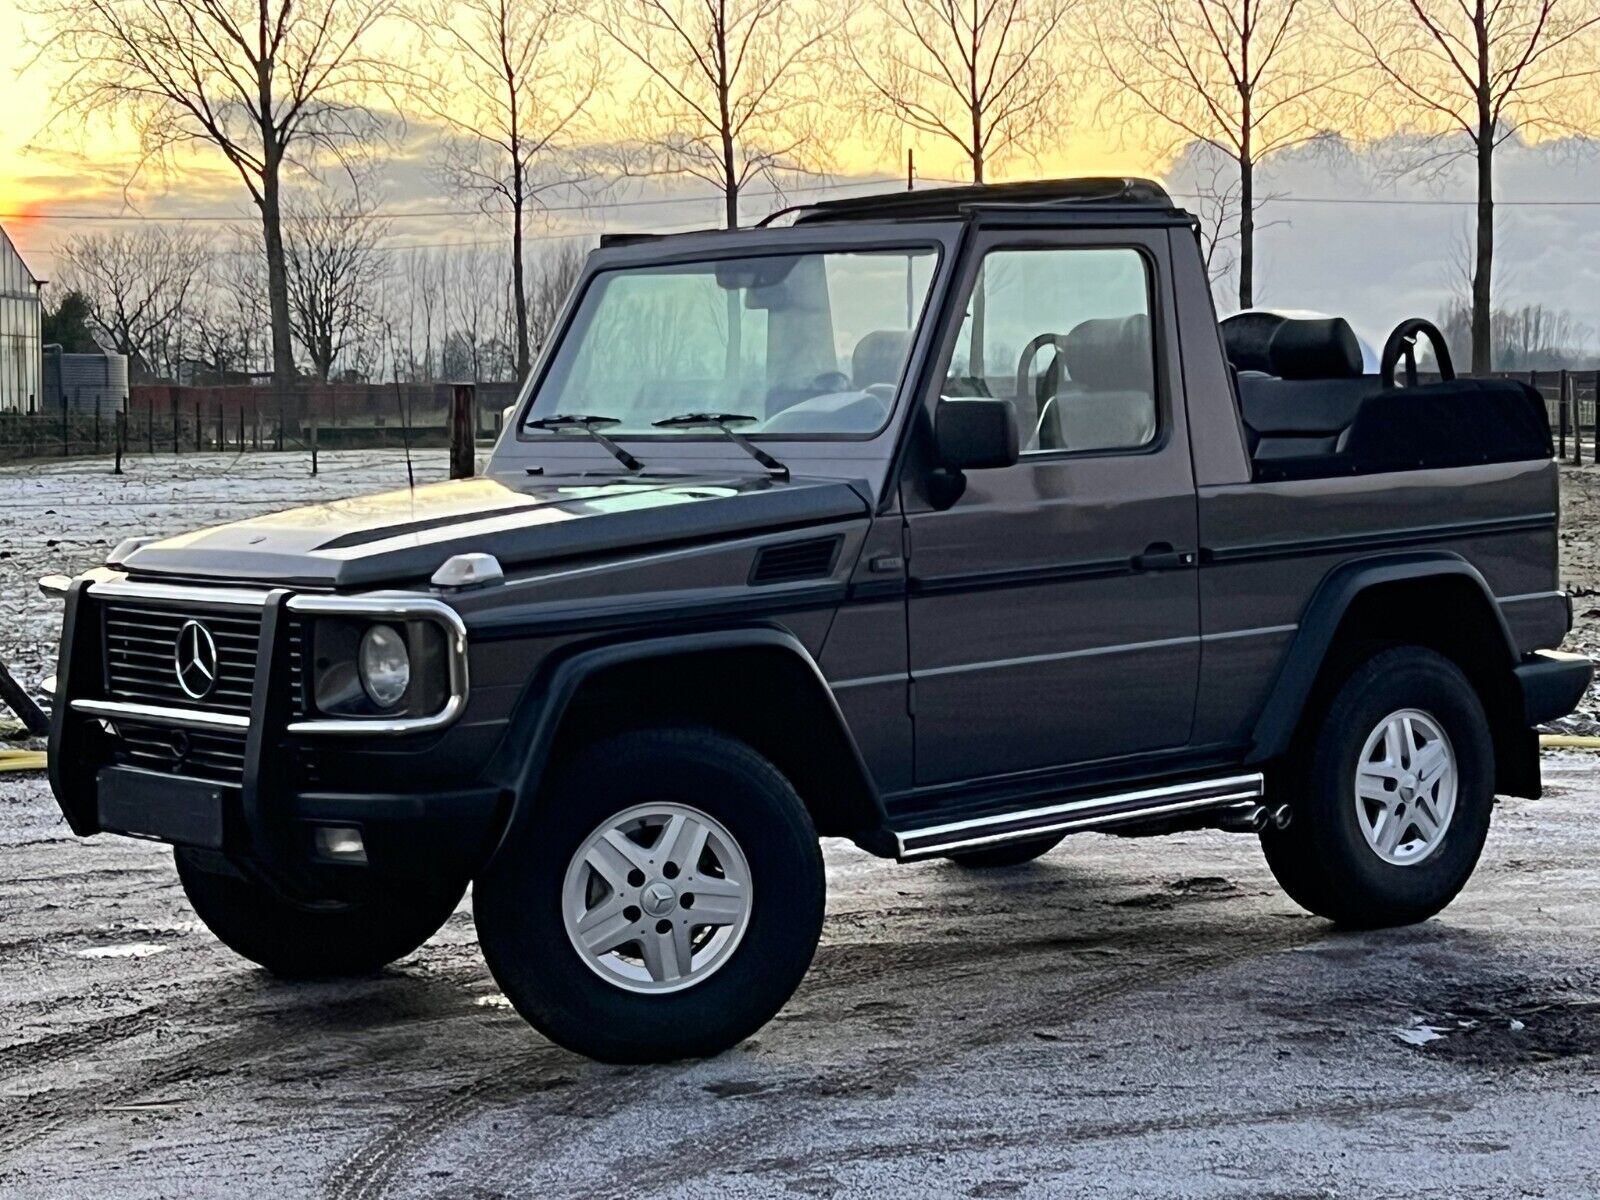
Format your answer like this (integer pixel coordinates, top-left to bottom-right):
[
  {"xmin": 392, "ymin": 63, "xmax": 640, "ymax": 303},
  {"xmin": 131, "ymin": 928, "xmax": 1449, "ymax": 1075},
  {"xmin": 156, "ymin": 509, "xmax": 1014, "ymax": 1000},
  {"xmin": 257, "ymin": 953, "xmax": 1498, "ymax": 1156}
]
[{"xmin": 893, "ymin": 773, "xmax": 1266, "ymax": 861}]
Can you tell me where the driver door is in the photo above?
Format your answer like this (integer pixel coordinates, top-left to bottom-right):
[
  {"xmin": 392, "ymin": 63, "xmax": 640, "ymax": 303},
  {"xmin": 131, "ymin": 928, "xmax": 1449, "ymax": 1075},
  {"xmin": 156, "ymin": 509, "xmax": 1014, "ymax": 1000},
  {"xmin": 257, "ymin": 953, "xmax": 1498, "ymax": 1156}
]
[{"xmin": 903, "ymin": 228, "xmax": 1201, "ymax": 787}]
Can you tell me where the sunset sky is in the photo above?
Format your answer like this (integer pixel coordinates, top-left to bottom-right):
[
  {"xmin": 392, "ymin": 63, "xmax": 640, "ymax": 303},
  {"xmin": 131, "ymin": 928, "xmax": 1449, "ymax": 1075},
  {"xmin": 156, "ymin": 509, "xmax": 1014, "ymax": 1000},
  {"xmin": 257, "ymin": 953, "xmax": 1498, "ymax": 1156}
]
[
  {"xmin": 7, "ymin": 0, "xmax": 1600, "ymax": 349},
  {"xmin": 0, "ymin": 0, "xmax": 1161, "ymax": 281}
]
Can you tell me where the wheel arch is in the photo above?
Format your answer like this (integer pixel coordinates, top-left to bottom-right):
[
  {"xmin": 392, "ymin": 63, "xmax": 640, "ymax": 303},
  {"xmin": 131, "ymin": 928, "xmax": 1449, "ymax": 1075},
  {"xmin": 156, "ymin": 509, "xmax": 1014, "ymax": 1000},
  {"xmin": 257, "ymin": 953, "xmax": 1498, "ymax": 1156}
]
[
  {"xmin": 483, "ymin": 626, "xmax": 888, "ymax": 868},
  {"xmin": 1248, "ymin": 552, "xmax": 1532, "ymax": 794}
]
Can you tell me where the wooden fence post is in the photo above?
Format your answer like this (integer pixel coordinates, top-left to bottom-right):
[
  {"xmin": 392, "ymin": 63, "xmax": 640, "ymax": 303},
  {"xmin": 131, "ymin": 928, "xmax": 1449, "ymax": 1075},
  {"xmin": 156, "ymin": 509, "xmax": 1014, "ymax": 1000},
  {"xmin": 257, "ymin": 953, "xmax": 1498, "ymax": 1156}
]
[
  {"xmin": 114, "ymin": 402, "xmax": 126, "ymax": 475},
  {"xmin": 449, "ymin": 383, "xmax": 476, "ymax": 479},
  {"xmin": 147, "ymin": 396, "xmax": 155, "ymax": 454},
  {"xmin": 63, "ymin": 389, "xmax": 72, "ymax": 457},
  {"xmin": 94, "ymin": 399, "xmax": 101, "ymax": 455},
  {"xmin": 310, "ymin": 410, "xmax": 318, "ymax": 476},
  {"xmin": 173, "ymin": 397, "xmax": 180, "ymax": 453}
]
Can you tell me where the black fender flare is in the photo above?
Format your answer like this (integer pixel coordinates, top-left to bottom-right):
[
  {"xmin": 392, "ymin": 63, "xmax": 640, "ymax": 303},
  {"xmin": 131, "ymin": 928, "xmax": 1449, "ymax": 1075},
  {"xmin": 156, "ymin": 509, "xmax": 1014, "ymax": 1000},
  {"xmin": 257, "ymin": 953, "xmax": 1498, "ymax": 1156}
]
[
  {"xmin": 481, "ymin": 625, "xmax": 886, "ymax": 867},
  {"xmin": 1246, "ymin": 551, "xmax": 1518, "ymax": 764}
]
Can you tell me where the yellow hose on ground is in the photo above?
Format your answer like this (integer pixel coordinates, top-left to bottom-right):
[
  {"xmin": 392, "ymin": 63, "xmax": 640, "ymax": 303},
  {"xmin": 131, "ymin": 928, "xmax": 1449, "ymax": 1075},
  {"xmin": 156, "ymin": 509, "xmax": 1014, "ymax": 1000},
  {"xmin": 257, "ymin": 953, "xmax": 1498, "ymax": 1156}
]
[
  {"xmin": 1538, "ymin": 734, "xmax": 1600, "ymax": 749},
  {"xmin": 0, "ymin": 750, "xmax": 47, "ymax": 773}
]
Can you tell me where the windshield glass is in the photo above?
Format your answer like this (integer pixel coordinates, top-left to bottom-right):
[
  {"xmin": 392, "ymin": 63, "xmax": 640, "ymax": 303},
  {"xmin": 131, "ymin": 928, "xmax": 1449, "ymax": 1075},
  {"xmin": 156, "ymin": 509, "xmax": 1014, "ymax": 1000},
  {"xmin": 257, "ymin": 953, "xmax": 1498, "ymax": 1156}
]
[{"xmin": 523, "ymin": 248, "xmax": 939, "ymax": 438}]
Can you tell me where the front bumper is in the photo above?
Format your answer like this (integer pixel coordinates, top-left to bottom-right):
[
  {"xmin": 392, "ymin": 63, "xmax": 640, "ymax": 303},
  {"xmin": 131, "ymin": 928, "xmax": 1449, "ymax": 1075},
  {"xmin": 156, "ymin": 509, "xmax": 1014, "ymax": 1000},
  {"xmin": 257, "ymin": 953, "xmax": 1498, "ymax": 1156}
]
[{"xmin": 49, "ymin": 576, "xmax": 505, "ymax": 890}]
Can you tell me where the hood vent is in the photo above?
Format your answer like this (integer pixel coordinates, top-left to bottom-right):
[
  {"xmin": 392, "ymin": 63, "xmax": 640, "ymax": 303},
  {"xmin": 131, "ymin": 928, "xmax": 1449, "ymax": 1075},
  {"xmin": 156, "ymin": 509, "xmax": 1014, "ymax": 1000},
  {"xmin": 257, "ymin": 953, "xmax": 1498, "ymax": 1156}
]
[{"xmin": 750, "ymin": 536, "xmax": 843, "ymax": 586}]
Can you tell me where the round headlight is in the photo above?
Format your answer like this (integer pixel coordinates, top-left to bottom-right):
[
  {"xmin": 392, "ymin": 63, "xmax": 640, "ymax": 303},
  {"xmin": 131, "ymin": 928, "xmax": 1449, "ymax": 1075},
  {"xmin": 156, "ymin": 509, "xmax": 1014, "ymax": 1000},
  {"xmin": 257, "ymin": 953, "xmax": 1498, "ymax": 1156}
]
[{"xmin": 358, "ymin": 624, "xmax": 410, "ymax": 709}]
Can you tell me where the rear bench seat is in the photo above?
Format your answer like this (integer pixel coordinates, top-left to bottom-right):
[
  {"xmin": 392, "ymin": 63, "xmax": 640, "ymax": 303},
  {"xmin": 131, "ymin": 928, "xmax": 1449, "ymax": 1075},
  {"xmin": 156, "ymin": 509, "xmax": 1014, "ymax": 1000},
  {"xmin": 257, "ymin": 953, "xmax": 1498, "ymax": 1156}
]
[
  {"xmin": 1224, "ymin": 315, "xmax": 1378, "ymax": 460},
  {"xmin": 1220, "ymin": 312, "xmax": 1552, "ymax": 481}
]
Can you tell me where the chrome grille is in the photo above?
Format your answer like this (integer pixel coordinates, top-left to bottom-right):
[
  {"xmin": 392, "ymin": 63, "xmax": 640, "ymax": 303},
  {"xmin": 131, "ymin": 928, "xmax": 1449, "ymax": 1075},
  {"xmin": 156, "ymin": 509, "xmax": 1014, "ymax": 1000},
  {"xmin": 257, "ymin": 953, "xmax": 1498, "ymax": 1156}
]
[
  {"xmin": 103, "ymin": 604, "xmax": 261, "ymax": 715},
  {"xmin": 113, "ymin": 722, "xmax": 248, "ymax": 785}
]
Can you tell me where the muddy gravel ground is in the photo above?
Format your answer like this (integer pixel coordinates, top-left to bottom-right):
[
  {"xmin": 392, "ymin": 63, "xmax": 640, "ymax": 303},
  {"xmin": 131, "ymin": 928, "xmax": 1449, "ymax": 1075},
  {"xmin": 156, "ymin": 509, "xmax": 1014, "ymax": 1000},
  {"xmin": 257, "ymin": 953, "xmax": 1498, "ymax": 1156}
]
[
  {"xmin": 3, "ymin": 451, "xmax": 1600, "ymax": 1197},
  {"xmin": 4, "ymin": 766, "xmax": 1600, "ymax": 1198}
]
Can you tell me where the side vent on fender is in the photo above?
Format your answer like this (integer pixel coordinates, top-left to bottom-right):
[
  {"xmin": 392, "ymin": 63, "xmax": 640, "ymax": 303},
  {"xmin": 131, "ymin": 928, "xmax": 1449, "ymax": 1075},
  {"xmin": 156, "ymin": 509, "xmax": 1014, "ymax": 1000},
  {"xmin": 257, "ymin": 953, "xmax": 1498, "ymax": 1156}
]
[{"xmin": 749, "ymin": 536, "xmax": 844, "ymax": 586}]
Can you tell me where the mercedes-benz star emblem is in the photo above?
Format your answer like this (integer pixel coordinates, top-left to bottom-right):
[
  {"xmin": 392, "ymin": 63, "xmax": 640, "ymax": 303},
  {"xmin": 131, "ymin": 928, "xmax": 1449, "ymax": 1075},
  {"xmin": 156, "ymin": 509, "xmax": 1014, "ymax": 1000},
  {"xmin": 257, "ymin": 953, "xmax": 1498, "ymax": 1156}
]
[{"xmin": 174, "ymin": 620, "xmax": 220, "ymax": 701}]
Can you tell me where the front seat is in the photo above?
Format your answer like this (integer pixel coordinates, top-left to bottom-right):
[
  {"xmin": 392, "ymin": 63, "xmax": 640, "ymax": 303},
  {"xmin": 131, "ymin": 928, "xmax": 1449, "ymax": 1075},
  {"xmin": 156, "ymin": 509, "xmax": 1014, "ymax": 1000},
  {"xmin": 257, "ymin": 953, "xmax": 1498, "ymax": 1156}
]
[
  {"xmin": 1035, "ymin": 315, "xmax": 1157, "ymax": 452},
  {"xmin": 852, "ymin": 329, "xmax": 912, "ymax": 389}
]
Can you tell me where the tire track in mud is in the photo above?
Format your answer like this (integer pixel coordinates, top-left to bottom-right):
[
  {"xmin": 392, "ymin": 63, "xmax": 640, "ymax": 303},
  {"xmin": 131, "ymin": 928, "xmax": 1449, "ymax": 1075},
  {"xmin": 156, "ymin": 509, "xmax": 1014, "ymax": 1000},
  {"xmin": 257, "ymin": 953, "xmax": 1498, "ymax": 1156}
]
[
  {"xmin": 0, "ymin": 965, "xmax": 488, "ymax": 1161},
  {"xmin": 0, "ymin": 974, "xmax": 265, "ymax": 1083},
  {"xmin": 322, "ymin": 906, "xmax": 1316, "ymax": 1200},
  {"xmin": 564, "ymin": 924, "xmax": 1318, "ymax": 1200},
  {"xmin": 738, "ymin": 1086, "xmax": 1474, "ymax": 1184}
]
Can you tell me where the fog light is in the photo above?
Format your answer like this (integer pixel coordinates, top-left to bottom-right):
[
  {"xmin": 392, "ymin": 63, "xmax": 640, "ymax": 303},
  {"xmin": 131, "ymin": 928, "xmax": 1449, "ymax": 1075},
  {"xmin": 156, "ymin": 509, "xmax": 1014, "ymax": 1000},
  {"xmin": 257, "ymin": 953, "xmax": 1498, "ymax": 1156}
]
[
  {"xmin": 314, "ymin": 825, "xmax": 367, "ymax": 863},
  {"xmin": 358, "ymin": 623, "xmax": 411, "ymax": 709}
]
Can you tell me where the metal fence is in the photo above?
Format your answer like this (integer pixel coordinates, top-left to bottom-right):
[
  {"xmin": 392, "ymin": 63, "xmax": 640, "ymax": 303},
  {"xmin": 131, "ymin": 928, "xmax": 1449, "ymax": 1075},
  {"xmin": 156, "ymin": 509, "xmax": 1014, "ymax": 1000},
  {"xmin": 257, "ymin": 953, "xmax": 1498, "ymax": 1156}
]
[
  {"xmin": 0, "ymin": 381, "xmax": 520, "ymax": 465},
  {"xmin": 1522, "ymin": 369, "xmax": 1600, "ymax": 465}
]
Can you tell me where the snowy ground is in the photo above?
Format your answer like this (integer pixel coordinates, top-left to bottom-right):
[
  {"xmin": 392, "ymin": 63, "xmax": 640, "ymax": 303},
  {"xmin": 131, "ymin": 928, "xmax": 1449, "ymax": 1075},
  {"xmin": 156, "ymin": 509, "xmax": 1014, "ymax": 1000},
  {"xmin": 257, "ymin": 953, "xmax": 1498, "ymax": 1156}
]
[{"xmin": 1, "ymin": 450, "xmax": 1599, "ymax": 1197}]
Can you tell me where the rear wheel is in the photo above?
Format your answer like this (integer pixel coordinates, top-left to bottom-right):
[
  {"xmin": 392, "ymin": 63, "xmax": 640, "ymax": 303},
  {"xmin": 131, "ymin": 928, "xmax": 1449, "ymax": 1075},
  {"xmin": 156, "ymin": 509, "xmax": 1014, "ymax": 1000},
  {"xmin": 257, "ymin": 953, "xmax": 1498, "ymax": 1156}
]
[
  {"xmin": 945, "ymin": 832, "xmax": 1066, "ymax": 868},
  {"xmin": 1261, "ymin": 646, "xmax": 1494, "ymax": 928},
  {"xmin": 474, "ymin": 727, "xmax": 825, "ymax": 1063},
  {"xmin": 175, "ymin": 848, "xmax": 465, "ymax": 978}
]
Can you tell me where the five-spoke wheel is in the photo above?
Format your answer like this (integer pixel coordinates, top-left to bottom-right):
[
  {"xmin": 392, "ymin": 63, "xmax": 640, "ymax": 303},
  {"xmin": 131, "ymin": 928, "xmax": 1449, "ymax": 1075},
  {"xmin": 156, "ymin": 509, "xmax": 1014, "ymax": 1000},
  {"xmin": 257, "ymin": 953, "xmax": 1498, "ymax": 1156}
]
[
  {"xmin": 1262, "ymin": 646, "xmax": 1493, "ymax": 928},
  {"xmin": 1354, "ymin": 709, "xmax": 1457, "ymax": 867},
  {"xmin": 474, "ymin": 727, "xmax": 825, "ymax": 1063},
  {"xmin": 563, "ymin": 803, "xmax": 753, "ymax": 993}
]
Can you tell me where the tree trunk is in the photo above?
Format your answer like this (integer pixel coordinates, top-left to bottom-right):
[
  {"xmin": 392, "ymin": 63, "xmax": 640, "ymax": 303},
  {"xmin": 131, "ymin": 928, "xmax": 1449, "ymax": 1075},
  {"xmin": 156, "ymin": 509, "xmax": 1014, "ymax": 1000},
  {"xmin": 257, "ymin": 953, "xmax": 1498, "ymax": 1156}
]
[
  {"xmin": 512, "ymin": 191, "xmax": 530, "ymax": 383},
  {"xmin": 260, "ymin": 159, "xmax": 295, "ymax": 389},
  {"xmin": 1472, "ymin": 127, "xmax": 1494, "ymax": 375}
]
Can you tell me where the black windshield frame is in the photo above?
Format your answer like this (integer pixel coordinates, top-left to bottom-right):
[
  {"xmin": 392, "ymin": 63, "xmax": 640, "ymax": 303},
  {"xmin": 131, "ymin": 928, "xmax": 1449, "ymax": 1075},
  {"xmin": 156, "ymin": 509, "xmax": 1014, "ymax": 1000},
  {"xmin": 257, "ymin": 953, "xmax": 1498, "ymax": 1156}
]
[{"xmin": 511, "ymin": 225, "xmax": 957, "ymax": 446}]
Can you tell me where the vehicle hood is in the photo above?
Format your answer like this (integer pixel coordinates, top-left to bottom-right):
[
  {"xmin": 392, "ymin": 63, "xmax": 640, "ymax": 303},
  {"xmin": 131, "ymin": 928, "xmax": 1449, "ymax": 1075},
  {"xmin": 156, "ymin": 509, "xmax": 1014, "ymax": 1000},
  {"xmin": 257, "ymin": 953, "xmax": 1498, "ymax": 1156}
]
[{"xmin": 118, "ymin": 472, "xmax": 871, "ymax": 589}]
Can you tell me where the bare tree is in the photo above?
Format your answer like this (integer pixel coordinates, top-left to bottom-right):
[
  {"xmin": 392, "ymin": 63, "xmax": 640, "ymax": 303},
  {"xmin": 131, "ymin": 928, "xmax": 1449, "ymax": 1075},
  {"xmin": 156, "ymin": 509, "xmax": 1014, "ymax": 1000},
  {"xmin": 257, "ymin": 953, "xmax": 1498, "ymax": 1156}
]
[
  {"xmin": 196, "ymin": 229, "xmax": 273, "ymax": 380},
  {"xmin": 282, "ymin": 193, "xmax": 391, "ymax": 381},
  {"xmin": 1336, "ymin": 0, "xmax": 1600, "ymax": 372},
  {"xmin": 414, "ymin": 0, "xmax": 598, "ymax": 381},
  {"xmin": 527, "ymin": 240, "xmax": 588, "ymax": 354},
  {"xmin": 599, "ymin": 0, "xmax": 835, "ymax": 229},
  {"xmin": 31, "ymin": 0, "xmax": 399, "ymax": 385},
  {"xmin": 53, "ymin": 227, "xmax": 211, "ymax": 379},
  {"xmin": 847, "ymin": 0, "xmax": 1077, "ymax": 184},
  {"xmin": 1093, "ymin": 0, "xmax": 1337, "ymax": 308}
]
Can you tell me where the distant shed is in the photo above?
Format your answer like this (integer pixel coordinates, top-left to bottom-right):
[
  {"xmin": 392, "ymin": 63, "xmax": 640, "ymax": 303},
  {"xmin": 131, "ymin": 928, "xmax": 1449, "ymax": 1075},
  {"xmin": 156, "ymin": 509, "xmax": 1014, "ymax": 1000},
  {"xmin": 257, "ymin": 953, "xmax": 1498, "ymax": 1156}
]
[
  {"xmin": 42, "ymin": 346, "xmax": 129, "ymax": 414},
  {"xmin": 0, "ymin": 224, "xmax": 44, "ymax": 413}
]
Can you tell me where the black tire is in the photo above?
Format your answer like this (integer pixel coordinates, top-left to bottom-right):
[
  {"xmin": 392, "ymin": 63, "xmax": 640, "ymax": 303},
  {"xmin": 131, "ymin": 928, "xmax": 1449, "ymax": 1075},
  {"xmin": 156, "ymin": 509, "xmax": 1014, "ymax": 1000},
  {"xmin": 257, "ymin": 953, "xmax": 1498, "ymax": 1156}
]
[
  {"xmin": 474, "ymin": 727, "xmax": 825, "ymax": 1064},
  {"xmin": 945, "ymin": 832, "xmax": 1066, "ymax": 868},
  {"xmin": 1261, "ymin": 645, "xmax": 1494, "ymax": 928},
  {"xmin": 175, "ymin": 848, "xmax": 465, "ymax": 978}
]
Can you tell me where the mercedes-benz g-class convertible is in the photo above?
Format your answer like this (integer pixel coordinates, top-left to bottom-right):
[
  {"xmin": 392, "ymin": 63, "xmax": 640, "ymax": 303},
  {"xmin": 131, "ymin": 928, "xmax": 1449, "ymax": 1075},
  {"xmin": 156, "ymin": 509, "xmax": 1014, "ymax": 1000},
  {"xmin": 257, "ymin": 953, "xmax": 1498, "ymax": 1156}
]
[{"xmin": 46, "ymin": 179, "xmax": 1590, "ymax": 1062}]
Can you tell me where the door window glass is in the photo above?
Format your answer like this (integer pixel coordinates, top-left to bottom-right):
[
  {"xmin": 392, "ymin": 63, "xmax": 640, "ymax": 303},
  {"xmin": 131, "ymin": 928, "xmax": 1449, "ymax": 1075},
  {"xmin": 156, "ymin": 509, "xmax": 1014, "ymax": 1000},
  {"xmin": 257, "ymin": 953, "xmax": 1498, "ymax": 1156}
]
[{"xmin": 945, "ymin": 248, "xmax": 1157, "ymax": 454}]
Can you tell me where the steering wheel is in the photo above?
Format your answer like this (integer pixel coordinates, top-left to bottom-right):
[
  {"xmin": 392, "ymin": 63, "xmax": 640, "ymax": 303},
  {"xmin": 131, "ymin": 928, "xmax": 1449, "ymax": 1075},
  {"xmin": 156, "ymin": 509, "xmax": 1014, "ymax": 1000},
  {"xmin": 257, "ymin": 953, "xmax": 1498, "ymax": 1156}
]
[
  {"xmin": 1015, "ymin": 333, "xmax": 1068, "ymax": 404},
  {"xmin": 1380, "ymin": 318, "xmax": 1454, "ymax": 389}
]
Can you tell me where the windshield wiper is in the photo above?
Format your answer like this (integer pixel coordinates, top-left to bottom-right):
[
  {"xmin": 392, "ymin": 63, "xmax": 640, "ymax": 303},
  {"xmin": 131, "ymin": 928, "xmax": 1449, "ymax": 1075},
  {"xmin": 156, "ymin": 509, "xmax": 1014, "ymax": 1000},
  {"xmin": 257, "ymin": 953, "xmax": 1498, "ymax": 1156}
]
[
  {"xmin": 651, "ymin": 412, "xmax": 789, "ymax": 481},
  {"xmin": 526, "ymin": 414, "xmax": 644, "ymax": 472}
]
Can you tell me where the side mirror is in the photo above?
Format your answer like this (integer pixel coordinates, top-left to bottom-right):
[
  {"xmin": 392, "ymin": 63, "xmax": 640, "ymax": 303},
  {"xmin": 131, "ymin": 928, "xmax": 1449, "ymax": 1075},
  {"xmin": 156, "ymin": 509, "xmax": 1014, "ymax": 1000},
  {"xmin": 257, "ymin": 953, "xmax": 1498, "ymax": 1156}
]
[{"xmin": 935, "ymin": 398, "xmax": 1019, "ymax": 471}]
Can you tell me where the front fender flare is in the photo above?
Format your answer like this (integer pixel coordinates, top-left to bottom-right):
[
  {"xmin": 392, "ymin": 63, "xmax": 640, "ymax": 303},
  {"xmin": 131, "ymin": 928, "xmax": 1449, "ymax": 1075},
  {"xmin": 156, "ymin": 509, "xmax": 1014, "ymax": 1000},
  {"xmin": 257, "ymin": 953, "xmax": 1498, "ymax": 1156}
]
[{"xmin": 481, "ymin": 625, "xmax": 885, "ymax": 867}]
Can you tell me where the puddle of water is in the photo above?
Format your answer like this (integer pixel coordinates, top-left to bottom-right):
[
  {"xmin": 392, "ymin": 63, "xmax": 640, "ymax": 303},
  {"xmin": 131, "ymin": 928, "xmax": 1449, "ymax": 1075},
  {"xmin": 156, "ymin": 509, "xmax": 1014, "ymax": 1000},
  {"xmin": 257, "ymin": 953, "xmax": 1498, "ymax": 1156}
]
[
  {"xmin": 1395, "ymin": 998, "xmax": 1600, "ymax": 1064},
  {"xmin": 75, "ymin": 942, "xmax": 169, "ymax": 959}
]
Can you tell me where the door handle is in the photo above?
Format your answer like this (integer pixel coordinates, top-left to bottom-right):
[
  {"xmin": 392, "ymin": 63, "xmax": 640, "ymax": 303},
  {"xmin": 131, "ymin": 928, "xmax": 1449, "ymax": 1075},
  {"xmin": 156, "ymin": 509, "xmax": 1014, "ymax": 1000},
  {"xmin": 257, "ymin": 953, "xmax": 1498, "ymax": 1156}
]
[{"xmin": 1132, "ymin": 543, "xmax": 1196, "ymax": 572}]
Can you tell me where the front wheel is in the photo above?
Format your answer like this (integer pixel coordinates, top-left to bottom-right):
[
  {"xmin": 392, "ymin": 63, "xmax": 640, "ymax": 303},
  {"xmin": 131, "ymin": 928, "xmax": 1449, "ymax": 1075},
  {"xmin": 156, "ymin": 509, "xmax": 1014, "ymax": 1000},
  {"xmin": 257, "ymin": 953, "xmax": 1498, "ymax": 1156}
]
[
  {"xmin": 175, "ymin": 849, "xmax": 465, "ymax": 978},
  {"xmin": 1261, "ymin": 646, "xmax": 1494, "ymax": 928},
  {"xmin": 475, "ymin": 727, "xmax": 825, "ymax": 1063}
]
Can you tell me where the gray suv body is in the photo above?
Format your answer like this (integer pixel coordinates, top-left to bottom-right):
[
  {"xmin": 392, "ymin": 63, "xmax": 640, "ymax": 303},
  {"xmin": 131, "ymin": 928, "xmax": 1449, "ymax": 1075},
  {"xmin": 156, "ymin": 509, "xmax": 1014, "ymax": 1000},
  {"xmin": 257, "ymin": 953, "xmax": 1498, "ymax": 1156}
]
[{"xmin": 47, "ymin": 179, "xmax": 1591, "ymax": 1062}]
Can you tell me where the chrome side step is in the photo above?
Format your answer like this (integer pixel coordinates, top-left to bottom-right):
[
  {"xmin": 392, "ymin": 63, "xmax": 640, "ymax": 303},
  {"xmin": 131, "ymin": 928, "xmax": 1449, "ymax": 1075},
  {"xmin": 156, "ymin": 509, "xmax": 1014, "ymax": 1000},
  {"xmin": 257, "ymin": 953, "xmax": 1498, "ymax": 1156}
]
[{"xmin": 893, "ymin": 772, "xmax": 1266, "ymax": 861}]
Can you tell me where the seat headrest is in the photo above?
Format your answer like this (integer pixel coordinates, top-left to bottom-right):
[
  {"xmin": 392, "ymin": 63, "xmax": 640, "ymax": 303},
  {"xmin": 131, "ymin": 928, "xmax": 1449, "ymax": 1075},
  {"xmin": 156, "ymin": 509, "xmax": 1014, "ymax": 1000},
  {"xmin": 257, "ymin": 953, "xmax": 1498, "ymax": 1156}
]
[
  {"xmin": 1267, "ymin": 317, "xmax": 1363, "ymax": 380},
  {"xmin": 1063, "ymin": 314, "xmax": 1152, "ymax": 391},
  {"xmin": 1219, "ymin": 312, "xmax": 1285, "ymax": 375},
  {"xmin": 852, "ymin": 330, "xmax": 912, "ymax": 388}
]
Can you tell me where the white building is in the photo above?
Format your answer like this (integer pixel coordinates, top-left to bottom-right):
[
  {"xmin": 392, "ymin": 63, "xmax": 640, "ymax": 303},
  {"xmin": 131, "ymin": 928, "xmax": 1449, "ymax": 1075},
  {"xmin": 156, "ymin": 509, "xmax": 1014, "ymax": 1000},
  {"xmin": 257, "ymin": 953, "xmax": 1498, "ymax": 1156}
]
[{"xmin": 0, "ymin": 224, "xmax": 44, "ymax": 413}]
